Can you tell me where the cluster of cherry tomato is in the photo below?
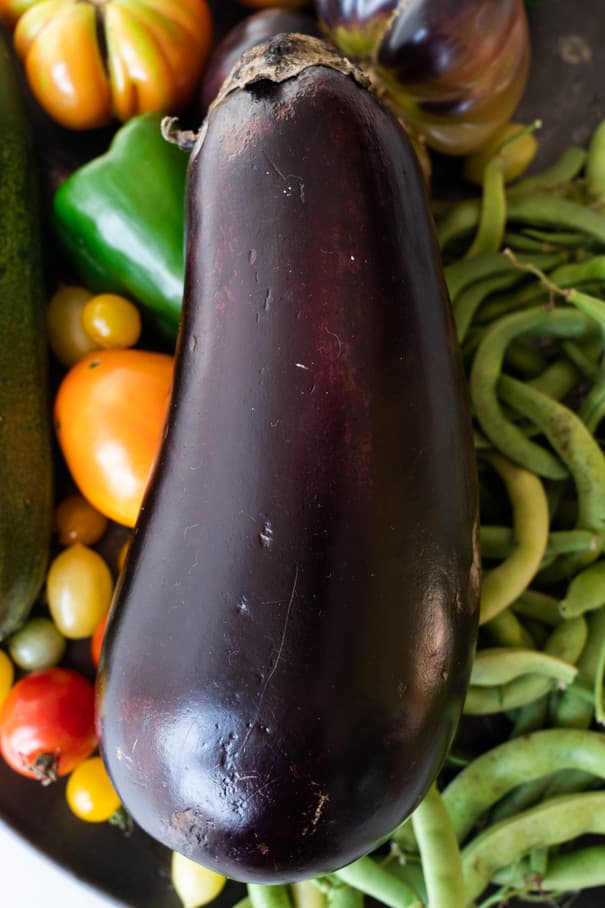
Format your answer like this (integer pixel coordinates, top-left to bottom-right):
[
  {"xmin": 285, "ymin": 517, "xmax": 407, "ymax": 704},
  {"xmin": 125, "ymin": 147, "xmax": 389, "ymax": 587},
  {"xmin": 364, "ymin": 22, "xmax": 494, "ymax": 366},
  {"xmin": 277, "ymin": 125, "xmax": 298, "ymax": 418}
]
[{"xmin": 0, "ymin": 287, "xmax": 169, "ymax": 827}]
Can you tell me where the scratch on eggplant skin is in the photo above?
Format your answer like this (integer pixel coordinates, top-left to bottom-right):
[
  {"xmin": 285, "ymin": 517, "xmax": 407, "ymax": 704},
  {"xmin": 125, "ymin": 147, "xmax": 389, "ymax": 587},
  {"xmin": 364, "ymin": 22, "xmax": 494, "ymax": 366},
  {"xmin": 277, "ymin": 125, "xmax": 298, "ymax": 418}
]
[
  {"xmin": 325, "ymin": 326, "xmax": 343, "ymax": 358},
  {"xmin": 240, "ymin": 563, "xmax": 300, "ymax": 754}
]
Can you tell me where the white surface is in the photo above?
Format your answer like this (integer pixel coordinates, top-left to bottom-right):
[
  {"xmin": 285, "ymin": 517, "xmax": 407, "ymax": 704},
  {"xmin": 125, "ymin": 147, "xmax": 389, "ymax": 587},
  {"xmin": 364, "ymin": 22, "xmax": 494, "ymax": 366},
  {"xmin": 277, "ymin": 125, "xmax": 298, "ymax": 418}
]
[{"xmin": 0, "ymin": 820, "xmax": 113, "ymax": 907}]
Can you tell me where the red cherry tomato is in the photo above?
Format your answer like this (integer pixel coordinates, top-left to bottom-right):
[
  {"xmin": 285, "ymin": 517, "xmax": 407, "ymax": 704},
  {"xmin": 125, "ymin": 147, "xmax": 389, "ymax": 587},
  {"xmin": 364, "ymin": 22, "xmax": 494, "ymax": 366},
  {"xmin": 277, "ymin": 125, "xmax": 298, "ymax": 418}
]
[{"xmin": 0, "ymin": 668, "xmax": 97, "ymax": 783}]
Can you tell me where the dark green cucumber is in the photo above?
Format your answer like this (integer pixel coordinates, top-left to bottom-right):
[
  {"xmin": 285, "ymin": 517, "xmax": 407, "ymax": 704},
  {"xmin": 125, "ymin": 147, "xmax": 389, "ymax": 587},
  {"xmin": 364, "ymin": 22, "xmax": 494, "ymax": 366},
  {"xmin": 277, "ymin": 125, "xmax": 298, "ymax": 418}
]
[{"xmin": 0, "ymin": 33, "xmax": 53, "ymax": 640}]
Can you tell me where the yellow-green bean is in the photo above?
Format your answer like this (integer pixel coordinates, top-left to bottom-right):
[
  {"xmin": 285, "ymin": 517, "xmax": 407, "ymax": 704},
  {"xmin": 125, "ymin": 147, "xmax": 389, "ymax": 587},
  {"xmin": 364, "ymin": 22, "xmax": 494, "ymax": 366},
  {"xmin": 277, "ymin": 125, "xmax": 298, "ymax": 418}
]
[
  {"xmin": 560, "ymin": 559, "xmax": 605, "ymax": 617},
  {"xmin": 410, "ymin": 785, "xmax": 465, "ymax": 908},
  {"xmin": 470, "ymin": 647, "xmax": 578, "ymax": 687},
  {"xmin": 498, "ymin": 374, "xmax": 605, "ymax": 548},
  {"xmin": 479, "ymin": 451, "xmax": 549, "ymax": 624},
  {"xmin": 462, "ymin": 792, "xmax": 605, "ymax": 903},
  {"xmin": 442, "ymin": 728, "xmax": 605, "ymax": 843},
  {"xmin": 471, "ymin": 307, "xmax": 595, "ymax": 480}
]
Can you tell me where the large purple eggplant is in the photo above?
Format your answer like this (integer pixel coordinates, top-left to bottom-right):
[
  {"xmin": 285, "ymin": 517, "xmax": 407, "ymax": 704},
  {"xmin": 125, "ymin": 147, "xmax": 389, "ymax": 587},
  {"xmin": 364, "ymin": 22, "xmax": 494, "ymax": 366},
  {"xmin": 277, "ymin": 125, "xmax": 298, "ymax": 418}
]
[{"xmin": 97, "ymin": 34, "xmax": 480, "ymax": 884}]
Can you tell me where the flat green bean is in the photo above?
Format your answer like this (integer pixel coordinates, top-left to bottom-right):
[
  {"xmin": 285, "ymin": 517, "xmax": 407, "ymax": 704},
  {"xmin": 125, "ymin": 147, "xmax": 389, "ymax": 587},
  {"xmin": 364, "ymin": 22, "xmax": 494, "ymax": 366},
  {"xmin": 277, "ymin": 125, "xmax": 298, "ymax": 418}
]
[
  {"xmin": 480, "ymin": 526, "xmax": 601, "ymax": 561},
  {"xmin": 442, "ymin": 728, "xmax": 605, "ymax": 843},
  {"xmin": 552, "ymin": 606, "xmax": 605, "ymax": 728},
  {"xmin": 483, "ymin": 608, "xmax": 534, "ymax": 648},
  {"xmin": 462, "ymin": 792, "xmax": 605, "ymax": 903},
  {"xmin": 445, "ymin": 249, "xmax": 567, "ymax": 301},
  {"xmin": 410, "ymin": 785, "xmax": 465, "ymax": 908},
  {"xmin": 509, "ymin": 694, "xmax": 549, "ymax": 738},
  {"xmin": 511, "ymin": 589, "xmax": 563, "ymax": 627},
  {"xmin": 471, "ymin": 308, "xmax": 595, "ymax": 480},
  {"xmin": 465, "ymin": 613, "xmax": 586, "ymax": 715},
  {"xmin": 248, "ymin": 885, "xmax": 293, "ymax": 908},
  {"xmin": 470, "ymin": 647, "xmax": 577, "ymax": 687},
  {"xmin": 506, "ymin": 193, "xmax": 605, "ymax": 245},
  {"xmin": 527, "ymin": 358, "xmax": 580, "ymax": 400},
  {"xmin": 541, "ymin": 844, "xmax": 605, "ymax": 891},
  {"xmin": 323, "ymin": 884, "xmax": 362, "ymax": 908},
  {"xmin": 479, "ymin": 451, "xmax": 549, "ymax": 623},
  {"xmin": 487, "ymin": 775, "xmax": 554, "ymax": 827},
  {"xmin": 507, "ymin": 145, "xmax": 587, "ymax": 196},
  {"xmin": 437, "ymin": 198, "xmax": 481, "ymax": 251},
  {"xmin": 586, "ymin": 119, "xmax": 605, "ymax": 201},
  {"xmin": 332, "ymin": 857, "xmax": 421, "ymax": 908},
  {"xmin": 560, "ymin": 339, "xmax": 600, "ymax": 379},
  {"xmin": 464, "ymin": 673, "xmax": 559, "ymax": 715},
  {"xmin": 478, "ymin": 254, "xmax": 605, "ymax": 323},
  {"xmin": 465, "ymin": 157, "xmax": 506, "ymax": 259},
  {"xmin": 560, "ymin": 559, "xmax": 605, "ymax": 617},
  {"xmin": 291, "ymin": 883, "xmax": 327, "ymax": 908},
  {"xmin": 453, "ymin": 271, "xmax": 523, "ymax": 343},
  {"xmin": 498, "ymin": 374, "xmax": 605, "ymax": 545}
]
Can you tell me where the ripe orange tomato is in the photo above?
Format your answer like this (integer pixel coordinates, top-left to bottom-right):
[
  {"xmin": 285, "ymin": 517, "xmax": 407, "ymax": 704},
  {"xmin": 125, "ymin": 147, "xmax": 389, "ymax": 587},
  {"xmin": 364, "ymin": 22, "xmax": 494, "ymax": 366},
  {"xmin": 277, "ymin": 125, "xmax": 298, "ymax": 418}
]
[
  {"xmin": 12, "ymin": 0, "xmax": 213, "ymax": 129},
  {"xmin": 54, "ymin": 349, "xmax": 174, "ymax": 528}
]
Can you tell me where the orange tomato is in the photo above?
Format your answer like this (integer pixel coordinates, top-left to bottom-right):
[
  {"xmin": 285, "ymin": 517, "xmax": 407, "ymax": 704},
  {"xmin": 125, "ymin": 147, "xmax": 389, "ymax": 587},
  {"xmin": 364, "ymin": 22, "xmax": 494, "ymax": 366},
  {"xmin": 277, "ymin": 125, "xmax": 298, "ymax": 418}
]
[
  {"xmin": 54, "ymin": 349, "xmax": 174, "ymax": 527},
  {"xmin": 12, "ymin": 0, "xmax": 213, "ymax": 129}
]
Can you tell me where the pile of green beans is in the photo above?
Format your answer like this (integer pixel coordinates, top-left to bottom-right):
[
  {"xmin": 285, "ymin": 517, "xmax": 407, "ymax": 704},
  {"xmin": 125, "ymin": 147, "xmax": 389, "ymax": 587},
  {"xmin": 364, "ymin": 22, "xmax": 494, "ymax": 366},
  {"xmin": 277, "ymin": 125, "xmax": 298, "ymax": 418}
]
[{"xmin": 241, "ymin": 121, "xmax": 605, "ymax": 908}]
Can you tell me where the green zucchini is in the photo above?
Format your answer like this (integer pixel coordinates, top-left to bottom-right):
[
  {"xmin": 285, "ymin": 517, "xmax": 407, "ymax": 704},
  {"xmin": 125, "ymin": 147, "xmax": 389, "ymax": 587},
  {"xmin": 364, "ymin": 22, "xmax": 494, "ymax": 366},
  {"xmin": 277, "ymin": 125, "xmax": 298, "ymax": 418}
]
[{"xmin": 0, "ymin": 33, "xmax": 53, "ymax": 640}]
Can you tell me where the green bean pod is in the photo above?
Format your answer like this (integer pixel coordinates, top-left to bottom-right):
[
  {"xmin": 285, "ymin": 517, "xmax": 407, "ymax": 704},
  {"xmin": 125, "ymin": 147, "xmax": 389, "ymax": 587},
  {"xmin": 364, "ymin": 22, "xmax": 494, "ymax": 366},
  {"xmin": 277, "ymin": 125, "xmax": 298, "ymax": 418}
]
[
  {"xmin": 586, "ymin": 119, "xmax": 605, "ymax": 202},
  {"xmin": 552, "ymin": 606, "xmax": 605, "ymax": 728},
  {"xmin": 470, "ymin": 647, "xmax": 577, "ymax": 687},
  {"xmin": 410, "ymin": 785, "xmax": 465, "ymax": 908},
  {"xmin": 462, "ymin": 791, "xmax": 605, "ymax": 903},
  {"xmin": 331, "ymin": 857, "xmax": 421, "ymax": 908},
  {"xmin": 478, "ymin": 451, "xmax": 549, "ymax": 624},
  {"xmin": 471, "ymin": 307, "xmax": 595, "ymax": 480},
  {"xmin": 442, "ymin": 728, "xmax": 605, "ymax": 843},
  {"xmin": 540, "ymin": 843, "xmax": 605, "ymax": 891},
  {"xmin": 560, "ymin": 559, "xmax": 605, "ymax": 617},
  {"xmin": 498, "ymin": 374, "xmax": 605, "ymax": 568},
  {"xmin": 507, "ymin": 145, "xmax": 587, "ymax": 196},
  {"xmin": 465, "ymin": 157, "xmax": 506, "ymax": 260}
]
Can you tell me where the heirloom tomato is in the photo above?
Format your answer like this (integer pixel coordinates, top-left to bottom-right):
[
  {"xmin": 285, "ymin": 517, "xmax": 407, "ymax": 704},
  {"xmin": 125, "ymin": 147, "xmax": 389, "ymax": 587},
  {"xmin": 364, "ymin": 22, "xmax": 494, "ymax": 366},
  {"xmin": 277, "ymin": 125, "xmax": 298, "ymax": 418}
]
[
  {"xmin": 12, "ymin": 0, "xmax": 213, "ymax": 129},
  {"xmin": 54, "ymin": 349, "xmax": 174, "ymax": 527}
]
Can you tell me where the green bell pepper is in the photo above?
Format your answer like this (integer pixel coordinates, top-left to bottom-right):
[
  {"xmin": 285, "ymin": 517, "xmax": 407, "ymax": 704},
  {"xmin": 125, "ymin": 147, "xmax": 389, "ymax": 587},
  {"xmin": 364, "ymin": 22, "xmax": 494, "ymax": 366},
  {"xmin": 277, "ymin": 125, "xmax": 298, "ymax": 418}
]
[{"xmin": 53, "ymin": 112, "xmax": 188, "ymax": 343}]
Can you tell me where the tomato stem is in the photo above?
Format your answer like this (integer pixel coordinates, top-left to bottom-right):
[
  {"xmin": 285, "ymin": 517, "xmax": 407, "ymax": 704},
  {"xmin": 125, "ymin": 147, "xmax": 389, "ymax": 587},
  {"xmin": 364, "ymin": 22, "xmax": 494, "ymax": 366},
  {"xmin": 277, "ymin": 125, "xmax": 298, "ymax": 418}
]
[
  {"xmin": 27, "ymin": 751, "xmax": 60, "ymax": 786},
  {"xmin": 109, "ymin": 807, "xmax": 134, "ymax": 836}
]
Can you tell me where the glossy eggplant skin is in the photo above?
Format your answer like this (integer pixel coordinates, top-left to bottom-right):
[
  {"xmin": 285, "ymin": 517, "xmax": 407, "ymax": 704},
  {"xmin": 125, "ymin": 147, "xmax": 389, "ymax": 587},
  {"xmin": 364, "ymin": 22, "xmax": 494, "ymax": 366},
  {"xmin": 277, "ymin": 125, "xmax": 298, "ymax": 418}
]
[{"xmin": 98, "ymin": 36, "xmax": 480, "ymax": 884}]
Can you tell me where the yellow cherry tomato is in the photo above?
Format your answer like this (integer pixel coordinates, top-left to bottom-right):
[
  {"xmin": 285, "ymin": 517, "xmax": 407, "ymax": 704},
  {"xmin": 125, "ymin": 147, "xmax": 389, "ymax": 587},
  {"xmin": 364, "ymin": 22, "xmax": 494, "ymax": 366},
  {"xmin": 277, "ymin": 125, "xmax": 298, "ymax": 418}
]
[
  {"xmin": 54, "ymin": 493, "xmax": 108, "ymax": 546},
  {"xmin": 47, "ymin": 285, "xmax": 98, "ymax": 368},
  {"xmin": 0, "ymin": 650, "xmax": 15, "ymax": 709},
  {"xmin": 463, "ymin": 121, "xmax": 539, "ymax": 186},
  {"xmin": 81, "ymin": 293, "xmax": 142, "ymax": 349},
  {"xmin": 54, "ymin": 349, "xmax": 173, "ymax": 527},
  {"xmin": 65, "ymin": 756, "xmax": 122, "ymax": 822},
  {"xmin": 46, "ymin": 543, "xmax": 114, "ymax": 639},
  {"xmin": 13, "ymin": 0, "xmax": 214, "ymax": 130},
  {"xmin": 171, "ymin": 851, "xmax": 226, "ymax": 908}
]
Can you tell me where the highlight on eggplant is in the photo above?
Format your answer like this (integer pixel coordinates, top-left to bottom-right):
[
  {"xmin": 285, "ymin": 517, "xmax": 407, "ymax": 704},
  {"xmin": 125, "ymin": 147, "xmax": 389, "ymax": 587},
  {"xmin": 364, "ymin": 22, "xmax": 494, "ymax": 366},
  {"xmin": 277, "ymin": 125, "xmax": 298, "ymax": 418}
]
[{"xmin": 97, "ymin": 33, "xmax": 480, "ymax": 885}]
